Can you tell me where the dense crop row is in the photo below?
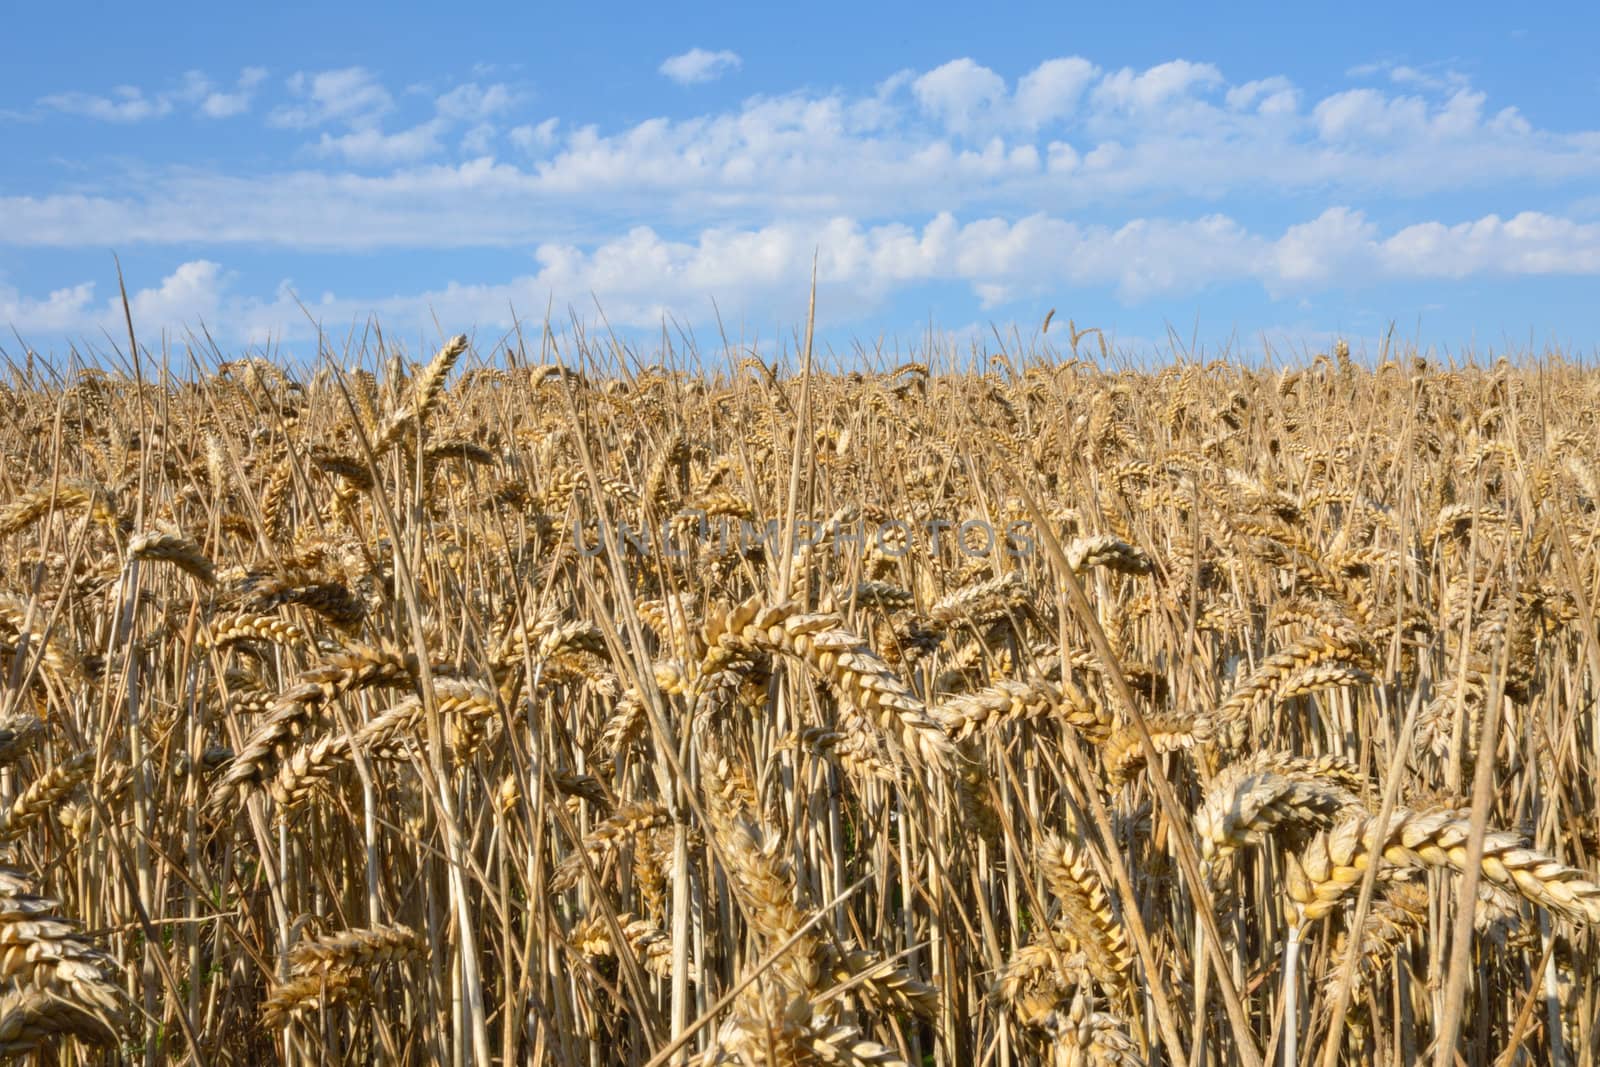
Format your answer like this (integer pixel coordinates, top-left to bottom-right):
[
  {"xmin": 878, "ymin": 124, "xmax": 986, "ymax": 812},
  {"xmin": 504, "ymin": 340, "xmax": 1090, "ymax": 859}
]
[{"xmin": 0, "ymin": 332, "xmax": 1596, "ymax": 1065}]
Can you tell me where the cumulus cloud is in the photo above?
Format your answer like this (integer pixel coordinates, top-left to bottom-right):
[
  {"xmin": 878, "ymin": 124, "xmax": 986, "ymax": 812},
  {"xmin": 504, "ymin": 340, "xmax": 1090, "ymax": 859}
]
[
  {"xmin": 17, "ymin": 55, "xmax": 1595, "ymax": 250},
  {"xmin": 1092, "ymin": 60, "xmax": 1223, "ymax": 112},
  {"xmin": 1225, "ymin": 76, "xmax": 1297, "ymax": 115},
  {"xmin": 1268, "ymin": 207, "xmax": 1378, "ymax": 286},
  {"xmin": 1379, "ymin": 212, "xmax": 1600, "ymax": 277},
  {"xmin": 10, "ymin": 208, "xmax": 1599, "ymax": 346},
  {"xmin": 1311, "ymin": 86, "xmax": 1489, "ymax": 141},
  {"xmin": 1014, "ymin": 58, "xmax": 1098, "ymax": 127},
  {"xmin": 2, "ymin": 261, "xmax": 229, "ymax": 342},
  {"xmin": 126, "ymin": 259, "xmax": 227, "ymax": 324},
  {"xmin": 913, "ymin": 59, "xmax": 1009, "ymax": 132},
  {"xmin": 911, "ymin": 56, "xmax": 1106, "ymax": 133},
  {"xmin": 659, "ymin": 48, "xmax": 742, "ymax": 85},
  {"xmin": 318, "ymin": 206, "xmax": 1600, "ymax": 326},
  {"xmin": 9, "ymin": 53, "xmax": 1600, "ymax": 353},
  {"xmin": 0, "ymin": 280, "xmax": 98, "ymax": 334},
  {"xmin": 4, "ymin": 63, "xmax": 1597, "ymax": 252}
]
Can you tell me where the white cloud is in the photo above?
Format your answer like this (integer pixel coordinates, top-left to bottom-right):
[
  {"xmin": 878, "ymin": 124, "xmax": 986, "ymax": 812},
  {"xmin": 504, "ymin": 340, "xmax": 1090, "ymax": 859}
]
[
  {"xmin": 912, "ymin": 59, "xmax": 1008, "ymax": 132},
  {"xmin": 36, "ymin": 68, "xmax": 268, "ymax": 122},
  {"xmin": 315, "ymin": 120, "xmax": 448, "ymax": 165},
  {"xmin": 3, "ymin": 261, "xmax": 228, "ymax": 341},
  {"xmin": 267, "ymin": 73, "xmax": 519, "ymax": 163},
  {"xmin": 10, "ymin": 208, "xmax": 1599, "ymax": 346},
  {"xmin": 40, "ymin": 86, "xmax": 173, "ymax": 122},
  {"xmin": 270, "ymin": 67, "xmax": 392, "ymax": 129},
  {"xmin": 195, "ymin": 67, "xmax": 270, "ymax": 119},
  {"xmin": 435, "ymin": 82, "xmax": 515, "ymax": 121},
  {"xmin": 1379, "ymin": 212, "xmax": 1600, "ymax": 277},
  {"xmin": 0, "ymin": 280, "xmax": 98, "ymax": 333},
  {"xmin": 509, "ymin": 118, "xmax": 560, "ymax": 154},
  {"xmin": 1225, "ymin": 76, "xmax": 1297, "ymax": 115},
  {"xmin": 1388, "ymin": 65, "xmax": 1464, "ymax": 91},
  {"xmin": 1311, "ymin": 87, "xmax": 1487, "ymax": 142},
  {"xmin": 1092, "ymin": 60, "xmax": 1222, "ymax": 112},
  {"xmin": 375, "ymin": 208, "xmax": 1600, "ymax": 325},
  {"xmin": 460, "ymin": 123, "xmax": 497, "ymax": 156},
  {"xmin": 1269, "ymin": 207, "xmax": 1378, "ymax": 286},
  {"xmin": 7, "ymin": 56, "xmax": 1600, "ymax": 257},
  {"xmin": 13, "ymin": 52, "xmax": 1600, "ymax": 357},
  {"xmin": 659, "ymin": 48, "xmax": 742, "ymax": 85},
  {"xmin": 126, "ymin": 259, "xmax": 227, "ymax": 324},
  {"xmin": 1351, "ymin": 60, "xmax": 1470, "ymax": 94},
  {"xmin": 1014, "ymin": 58, "xmax": 1098, "ymax": 127}
]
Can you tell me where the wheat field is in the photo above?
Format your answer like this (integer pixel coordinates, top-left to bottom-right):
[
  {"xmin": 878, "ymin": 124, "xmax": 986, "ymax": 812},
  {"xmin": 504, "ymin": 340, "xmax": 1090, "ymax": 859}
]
[{"xmin": 0, "ymin": 326, "xmax": 1596, "ymax": 1066}]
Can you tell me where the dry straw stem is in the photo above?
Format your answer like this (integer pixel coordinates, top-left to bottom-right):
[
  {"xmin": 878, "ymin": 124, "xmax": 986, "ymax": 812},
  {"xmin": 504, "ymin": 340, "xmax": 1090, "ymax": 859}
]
[
  {"xmin": 6, "ymin": 326, "xmax": 1600, "ymax": 1063},
  {"xmin": 1319, "ymin": 881, "xmax": 1429, "ymax": 1009},
  {"xmin": 1003, "ymin": 472, "xmax": 1253, "ymax": 1067}
]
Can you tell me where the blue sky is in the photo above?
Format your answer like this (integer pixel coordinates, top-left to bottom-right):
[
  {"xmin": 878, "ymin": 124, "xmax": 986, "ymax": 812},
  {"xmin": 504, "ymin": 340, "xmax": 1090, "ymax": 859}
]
[{"xmin": 2, "ymin": 1, "xmax": 1598, "ymax": 365}]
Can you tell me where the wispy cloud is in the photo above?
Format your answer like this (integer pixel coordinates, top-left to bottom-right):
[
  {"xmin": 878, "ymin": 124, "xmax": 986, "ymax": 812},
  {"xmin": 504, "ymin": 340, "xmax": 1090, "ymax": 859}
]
[
  {"xmin": 313, "ymin": 121, "xmax": 449, "ymax": 165},
  {"xmin": 37, "ymin": 67, "xmax": 270, "ymax": 122},
  {"xmin": 434, "ymin": 82, "xmax": 517, "ymax": 121},
  {"xmin": 262, "ymin": 74, "xmax": 521, "ymax": 164},
  {"xmin": 508, "ymin": 118, "xmax": 559, "ymax": 154},
  {"xmin": 40, "ymin": 85, "xmax": 174, "ymax": 123},
  {"xmin": 269, "ymin": 67, "xmax": 392, "ymax": 129},
  {"xmin": 1349, "ymin": 59, "xmax": 1471, "ymax": 94},
  {"xmin": 191, "ymin": 68, "xmax": 270, "ymax": 119},
  {"xmin": 659, "ymin": 48, "xmax": 742, "ymax": 85}
]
